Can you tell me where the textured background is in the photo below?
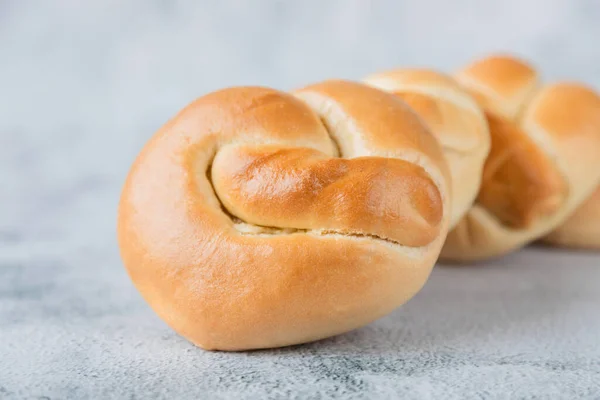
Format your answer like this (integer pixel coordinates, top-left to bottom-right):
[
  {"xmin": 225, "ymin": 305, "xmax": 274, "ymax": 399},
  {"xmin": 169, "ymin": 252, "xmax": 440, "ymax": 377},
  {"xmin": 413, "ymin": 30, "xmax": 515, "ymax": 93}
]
[{"xmin": 2, "ymin": 1, "xmax": 600, "ymax": 398}]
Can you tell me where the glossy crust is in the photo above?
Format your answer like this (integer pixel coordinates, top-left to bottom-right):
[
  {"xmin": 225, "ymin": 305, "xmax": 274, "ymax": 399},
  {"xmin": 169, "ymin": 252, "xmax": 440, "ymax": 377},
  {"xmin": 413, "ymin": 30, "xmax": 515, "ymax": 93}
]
[
  {"xmin": 544, "ymin": 187, "xmax": 600, "ymax": 249},
  {"xmin": 442, "ymin": 55, "xmax": 600, "ymax": 261},
  {"xmin": 363, "ymin": 69, "xmax": 490, "ymax": 228},
  {"xmin": 117, "ymin": 80, "xmax": 451, "ymax": 350}
]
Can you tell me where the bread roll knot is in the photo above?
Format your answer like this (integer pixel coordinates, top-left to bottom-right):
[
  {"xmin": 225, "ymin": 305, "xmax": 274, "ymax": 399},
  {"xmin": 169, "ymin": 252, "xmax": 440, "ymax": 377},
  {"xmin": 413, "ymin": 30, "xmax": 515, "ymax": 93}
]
[{"xmin": 117, "ymin": 80, "xmax": 451, "ymax": 350}]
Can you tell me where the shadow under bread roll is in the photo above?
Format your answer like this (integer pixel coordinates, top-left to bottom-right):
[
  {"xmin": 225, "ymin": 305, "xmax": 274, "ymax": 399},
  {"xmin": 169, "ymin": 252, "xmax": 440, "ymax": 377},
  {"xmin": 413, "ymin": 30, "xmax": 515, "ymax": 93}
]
[
  {"xmin": 117, "ymin": 80, "xmax": 452, "ymax": 351},
  {"xmin": 441, "ymin": 54, "xmax": 600, "ymax": 262},
  {"xmin": 543, "ymin": 187, "xmax": 600, "ymax": 249},
  {"xmin": 363, "ymin": 69, "xmax": 491, "ymax": 228}
]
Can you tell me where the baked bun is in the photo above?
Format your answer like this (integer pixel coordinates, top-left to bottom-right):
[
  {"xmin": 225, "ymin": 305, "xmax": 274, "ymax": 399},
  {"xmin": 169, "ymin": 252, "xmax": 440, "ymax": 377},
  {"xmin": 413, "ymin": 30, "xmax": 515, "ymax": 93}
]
[
  {"xmin": 117, "ymin": 80, "xmax": 451, "ymax": 351},
  {"xmin": 544, "ymin": 187, "xmax": 600, "ymax": 249},
  {"xmin": 442, "ymin": 54, "xmax": 600, "ymax": 261},
  {"xmin": 364, "ymin": 69, "xmax": 490, "ymax": 227}
]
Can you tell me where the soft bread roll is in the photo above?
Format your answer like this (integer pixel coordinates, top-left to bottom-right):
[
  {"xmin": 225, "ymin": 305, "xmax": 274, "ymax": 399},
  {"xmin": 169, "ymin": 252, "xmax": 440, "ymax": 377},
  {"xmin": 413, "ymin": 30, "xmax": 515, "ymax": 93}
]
[
  {"xmin": 117, "ymin": 80, "xmax": 451, "ymax": 351},
  {"xmin": 544, "ymin": 188, "xmax": 600, "ymax": 249},
  {"xmin": 442, "ymin": 54, "xmax": 600, "ymax": 261},
  {"xmin": 363, "ymin": 69, "xmax": 490, "ymax": 227}
]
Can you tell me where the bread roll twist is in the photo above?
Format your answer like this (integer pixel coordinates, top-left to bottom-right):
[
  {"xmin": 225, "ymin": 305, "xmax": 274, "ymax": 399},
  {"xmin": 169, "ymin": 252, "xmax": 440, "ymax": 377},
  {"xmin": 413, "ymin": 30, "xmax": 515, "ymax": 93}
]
[
  {"xmin": 118, "ymin": 80, "xmax": 451, "ymax": 350},
  {"xmin": 442, "ymin": 55, "xmax": 600, "ymax": 261}
]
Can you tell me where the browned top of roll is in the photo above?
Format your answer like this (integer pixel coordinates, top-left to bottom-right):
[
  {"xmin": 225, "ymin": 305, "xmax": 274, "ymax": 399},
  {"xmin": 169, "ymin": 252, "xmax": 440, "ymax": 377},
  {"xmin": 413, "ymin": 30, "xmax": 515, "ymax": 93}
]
[
  {"xmin": 363, "ymin": 68, "xmax": 488, "ymax": 153},
  {"xmin": 456, "ymin": 54, "xmax": 539, "ymax": 119}
]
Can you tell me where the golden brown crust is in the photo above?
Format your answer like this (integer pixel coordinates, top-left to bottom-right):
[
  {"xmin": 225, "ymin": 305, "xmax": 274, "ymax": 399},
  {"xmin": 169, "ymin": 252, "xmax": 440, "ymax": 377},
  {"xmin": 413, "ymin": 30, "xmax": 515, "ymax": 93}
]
[
  {"xmin": 523, "ymin": 83, "xmax": 600, "ymax": 180},
  {"xmin": 363, "ymin": 69, "xmax": 488, "ymax": 153},
  {"xmin": 442, "ymin": 54, "xmax": 600, "ymax": 261},
  {"xmin": 118, "ymin": 81, "xmax": 451, "ymax": 350},
  {"xmin": 455, "ymin": 54, "xmax": 539, "ymax": 119},
  {"xmin": 293, "ymin": 80, "xmax": 448, "ymax": 166},
  {"xmin": 213, "ymin": 146, "xmax": 443, "ymax": 247},
  {"xmin": 363, "ymin": 68, "xmax": 490, "ymax": 228}
]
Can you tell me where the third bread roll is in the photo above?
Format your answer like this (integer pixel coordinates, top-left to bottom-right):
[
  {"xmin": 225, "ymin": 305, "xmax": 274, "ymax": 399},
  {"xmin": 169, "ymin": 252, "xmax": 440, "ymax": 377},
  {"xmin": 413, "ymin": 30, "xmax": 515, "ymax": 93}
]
[{"xmin": 442, "ymin": 54, "xmax": 600, "ymax": 261}]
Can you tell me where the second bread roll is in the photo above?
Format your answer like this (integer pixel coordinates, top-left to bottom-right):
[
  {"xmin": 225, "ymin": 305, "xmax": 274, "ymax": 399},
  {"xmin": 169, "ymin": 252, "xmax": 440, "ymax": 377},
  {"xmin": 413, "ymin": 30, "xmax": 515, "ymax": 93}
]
[{"xmin": 364, "ymin": 69, "xmax": 490, "ymax": 228}]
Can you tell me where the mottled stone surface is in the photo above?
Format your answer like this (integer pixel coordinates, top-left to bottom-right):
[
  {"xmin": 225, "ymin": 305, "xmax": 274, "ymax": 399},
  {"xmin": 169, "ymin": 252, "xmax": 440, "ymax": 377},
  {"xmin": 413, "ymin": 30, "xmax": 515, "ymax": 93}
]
[{"xmin": 1, "ymin": 1, "xmax": 600, "ymax": 398}]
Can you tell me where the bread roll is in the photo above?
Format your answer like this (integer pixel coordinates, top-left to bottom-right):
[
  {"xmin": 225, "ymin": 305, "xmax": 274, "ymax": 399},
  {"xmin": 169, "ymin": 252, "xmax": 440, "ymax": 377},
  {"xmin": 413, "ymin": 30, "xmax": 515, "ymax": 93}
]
[
  {"xmin": 442, "ymin": 54, "xmax": 600, "ymax": 261},
  {"xmin": 544, "ymin": 188, "xmax": 600, "ymax": 249},
  {"xmin": 117, "ymin": 80, "xmax": 451, "ymax": 351},
  {"xmin": 363, "ymin": 69, "xmax": 490, "ymax": 227}
]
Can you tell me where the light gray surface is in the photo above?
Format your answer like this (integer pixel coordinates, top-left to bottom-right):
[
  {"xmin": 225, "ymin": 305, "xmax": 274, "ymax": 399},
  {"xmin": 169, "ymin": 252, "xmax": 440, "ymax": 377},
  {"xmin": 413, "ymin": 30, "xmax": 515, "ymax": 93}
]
[
  {"xmin": 2, "ymin": 249, "xmax": 600, "ymax": 399},
  {"xmin": 2, "ymin": 1, "xmax": 600, "ymax": 399}
]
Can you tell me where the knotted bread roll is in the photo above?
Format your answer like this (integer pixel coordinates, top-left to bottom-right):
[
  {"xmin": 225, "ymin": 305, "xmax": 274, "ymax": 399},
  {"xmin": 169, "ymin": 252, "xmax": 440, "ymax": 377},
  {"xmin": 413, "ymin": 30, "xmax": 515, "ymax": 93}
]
[
  {"xmin": 117, "ymin": 80, "xmax": 451, "ymax": 351},
  {"xmin": 544, "ymin": 188, "xmax": 600, "ymax": 249},
  {"xmin": 442, "ymin": 54, "xmax": 600, "ymax": 261},
  {"xmin": 363, "ymin": 69, "xmax": 491, "ymax": 227}
]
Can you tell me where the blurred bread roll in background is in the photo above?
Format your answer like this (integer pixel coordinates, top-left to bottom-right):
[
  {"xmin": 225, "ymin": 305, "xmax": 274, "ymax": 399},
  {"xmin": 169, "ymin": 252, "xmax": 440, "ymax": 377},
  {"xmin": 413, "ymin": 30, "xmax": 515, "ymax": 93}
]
[
  {"xmin": 364, "ymin": 69, "xmax": 490, "ymax": 228},
  {"xmin": 442, "ymin": 54, "xmax": 600, "ymax": 261},
  {"xmin": 117, "ymin": 80, "xmax": 451, "ymax": 351},
  {"xmin": 544, "ymin": 187, "xmax": 600, "ymax": 249}
]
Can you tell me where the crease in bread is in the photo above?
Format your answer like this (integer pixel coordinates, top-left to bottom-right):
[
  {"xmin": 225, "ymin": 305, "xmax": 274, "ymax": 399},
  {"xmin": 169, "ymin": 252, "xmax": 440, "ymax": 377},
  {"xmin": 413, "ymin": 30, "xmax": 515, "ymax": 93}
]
[{"xmin": 476, "ymin": 111, "xmax": 568, "ymax": 229}]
